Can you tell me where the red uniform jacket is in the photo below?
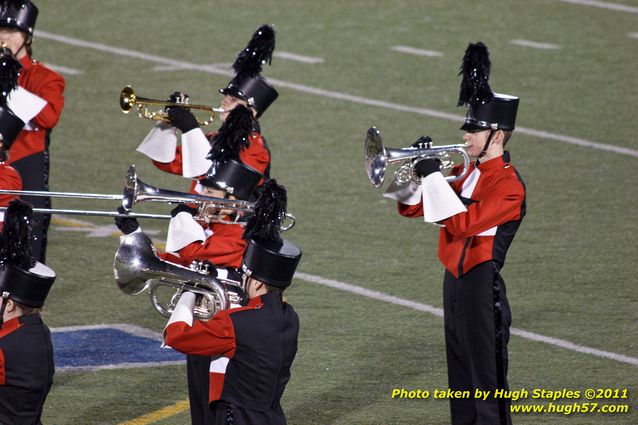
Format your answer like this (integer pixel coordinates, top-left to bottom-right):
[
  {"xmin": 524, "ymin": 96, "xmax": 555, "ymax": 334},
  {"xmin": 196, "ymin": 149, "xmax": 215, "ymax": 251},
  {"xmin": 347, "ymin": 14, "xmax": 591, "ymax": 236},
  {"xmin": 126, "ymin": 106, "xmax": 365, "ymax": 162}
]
[
  {"xmin": 7, "ymin": 54, "xmax": 65, "ymax": 164},
  {"xmin": 399, "ymin": 153, "xmax": 526, "ymax": 277},
  {"xmin": 0, "ymin": 164, "xmax": 22, "ymax": 230},
  {"xmin": 152, "ymin": 131, "xmax": 270, "ymax": 187},
  {"xmin": 159, "ymin": 219, "xmax": 247, "ymax": 269}
]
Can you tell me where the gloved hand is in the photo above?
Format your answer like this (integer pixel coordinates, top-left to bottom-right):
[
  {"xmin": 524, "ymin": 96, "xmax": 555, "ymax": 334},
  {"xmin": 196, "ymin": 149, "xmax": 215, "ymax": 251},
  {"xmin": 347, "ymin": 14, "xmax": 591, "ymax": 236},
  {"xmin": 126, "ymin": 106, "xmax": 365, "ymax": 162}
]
[
  {"xmin": 414, "ymin": 158, "xmax": 442, "ymax": 178},
  {"xmin": 411, "ymin": 136, "xmax": 433, "ymax": 149},
  {"xmin": 167, "ymin": 107, "xmax": 199, "ymax": 133},
  {"xmin": 168, "ymin": 91, "xmax": 190, "ymax": 105},
  {"xmin": 114, "ymin": 206, "xmax": 140, "ymax": 234},
  {"xmin": 171, "ymin": 203, "xmax": 199, "ymax": 217}
]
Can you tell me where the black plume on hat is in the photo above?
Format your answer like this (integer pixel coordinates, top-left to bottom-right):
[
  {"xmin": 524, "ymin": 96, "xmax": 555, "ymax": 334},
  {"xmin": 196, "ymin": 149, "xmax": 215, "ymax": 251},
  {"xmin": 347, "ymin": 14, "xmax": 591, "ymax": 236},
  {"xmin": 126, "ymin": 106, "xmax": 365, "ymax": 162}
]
[
  {"xmin": 207, "ymin": 105, "xmax": 254, "ymax": 162},
  {"xmin": 0, "ymin": 0, "xmax": 23, "ymax": 18},
  {"xmin": 242, "ymin": 179, "xmax": 287, "ymax": 243},
  {"xmin": 457, "ymin": 42, "xmax": 493, "ymax": 107},
  {"xmin": 0, "ymin": 199, "xmax": 35, "ymax": 270},
  {"xmin": 232, "ymin": 24, "xmax": 276, "ymax": 82},
  {"xmin": 0, "ymin": 47, "xmax": 21, "ymax": 107}
]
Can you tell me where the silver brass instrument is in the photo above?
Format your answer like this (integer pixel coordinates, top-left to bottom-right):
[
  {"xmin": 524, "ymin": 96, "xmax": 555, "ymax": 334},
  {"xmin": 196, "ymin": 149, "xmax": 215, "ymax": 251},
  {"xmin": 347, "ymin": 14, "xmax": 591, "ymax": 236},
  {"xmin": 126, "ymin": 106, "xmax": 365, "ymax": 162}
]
[
  {"xmin": 120, "ymin": 85, "xmax": 224, "ymax": 126},
  {"xmin": 0, "ymin": 165, "xmax": 296, "ymax": 230},
  {"xmin": 364, "ymin": 127, "xmax": 470, "ymax": 188},
  {"xmin": 113, "ymin": 232, "xmax": 246, "ymax": 320}
]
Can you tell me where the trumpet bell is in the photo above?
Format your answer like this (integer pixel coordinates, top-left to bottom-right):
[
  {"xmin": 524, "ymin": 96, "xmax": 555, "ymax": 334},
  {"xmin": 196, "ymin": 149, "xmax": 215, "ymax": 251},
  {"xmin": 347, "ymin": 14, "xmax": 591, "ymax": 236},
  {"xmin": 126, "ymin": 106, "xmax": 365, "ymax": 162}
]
[
  {"xmin": 120, "ymin": 86, "xmax": 136, "ymax": 113},
  {"xmin": 364, "ymin": 127, "xmax": 388, "ymax": 188}
]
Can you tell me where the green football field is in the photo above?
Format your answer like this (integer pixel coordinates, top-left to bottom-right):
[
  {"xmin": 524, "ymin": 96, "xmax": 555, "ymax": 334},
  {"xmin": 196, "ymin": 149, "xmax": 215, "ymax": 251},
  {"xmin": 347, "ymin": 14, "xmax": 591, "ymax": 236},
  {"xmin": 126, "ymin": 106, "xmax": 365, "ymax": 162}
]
[{"xmin": 20, "ymin": 0, "xmax": 638, "ymax": 424}]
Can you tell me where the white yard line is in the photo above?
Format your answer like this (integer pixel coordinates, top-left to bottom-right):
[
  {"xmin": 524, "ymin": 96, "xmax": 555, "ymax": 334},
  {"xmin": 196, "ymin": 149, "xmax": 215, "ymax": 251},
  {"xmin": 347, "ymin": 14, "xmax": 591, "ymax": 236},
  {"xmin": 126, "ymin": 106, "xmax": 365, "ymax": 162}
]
[
  {"xmin": 295, "ymin": 272, "xmax": 638, "ymax": 367},
  {"xmin": 45, "ymin": 63, "xmax": 83, "ymax": 75},
  {"xmin": 35, "ymin": 30, "xmax": 638, "ymax": 158},
  {"xmin": 274, "ymin": 51, "xmax": 324, "ymax": 64},
  {"xmin": 391, "ymin": 45, "xmax": 444, "ymax": 57},
  {"xmin": 554, "ymin": 0, "xmax": 638, "ymax": 13},
  {"xmin": 510, "ymin": 39, "xmax": 561, "ymax": 50}
]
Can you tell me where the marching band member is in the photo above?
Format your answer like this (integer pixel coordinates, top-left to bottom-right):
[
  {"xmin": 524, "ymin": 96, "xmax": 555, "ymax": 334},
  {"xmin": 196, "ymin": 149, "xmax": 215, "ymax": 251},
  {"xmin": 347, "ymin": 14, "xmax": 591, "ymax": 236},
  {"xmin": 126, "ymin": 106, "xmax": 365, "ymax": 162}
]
[
  {"xmin": 136, "ymin": 24, "xmax": 278, "ymax": 184},
  {"xmin": 385, "ymin": 43, "xmax": 525, "ymax": 425},
  {"xmin": 0, "ymin": 0, "xmax": 65, "ymax": 263},
  {"xmin": 0, "ymin": 199, "xmax": 56, "ymax": 424},
  {"xmin": 163, "ymin": 179, "xmax": 301, "ymax": 425},
  {"xmin": 115, "ymin": 131, "xmax": 263, "ymax": 425}
]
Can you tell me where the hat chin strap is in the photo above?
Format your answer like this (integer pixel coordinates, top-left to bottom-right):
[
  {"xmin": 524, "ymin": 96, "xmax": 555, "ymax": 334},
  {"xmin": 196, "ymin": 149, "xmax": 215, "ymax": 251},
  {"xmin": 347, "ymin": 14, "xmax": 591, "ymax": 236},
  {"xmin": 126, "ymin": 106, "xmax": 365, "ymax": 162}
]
[
  {"xmin": 0, "ymin": 292, "xmax": 9, "ymax": 327},
  {"xmin": 479, "ymin": 129, "xmax": 496, "ymax": 159}
]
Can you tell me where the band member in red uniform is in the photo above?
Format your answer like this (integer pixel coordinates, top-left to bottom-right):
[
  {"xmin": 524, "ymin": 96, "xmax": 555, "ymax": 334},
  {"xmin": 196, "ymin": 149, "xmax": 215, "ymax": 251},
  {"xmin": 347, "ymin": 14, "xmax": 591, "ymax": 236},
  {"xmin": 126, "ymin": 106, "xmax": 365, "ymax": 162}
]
[
  {"xmin": 0, "ymin": 199, "xmax": 56, "ymax": 425},
  {"xmin": 136, "ymin": 24, "xmax": 277, "ymax": 186},
  {"xmin": 164, "ymin": 180, "xmax": 301, "ymax": 425},
  {"xmin": 0, "ymin": 45, "xmax": 27, "ymax": 230},
  {"xmin": 115, "ymin": 143, "xmax": 263, "ymax": 425},
  {"xmin": 385, "ymin": 43, "xmax": 525, "ymax": 425},
  {"xmin": 0, "ymin": 0, "xmax": 65, "ymax": 263}
]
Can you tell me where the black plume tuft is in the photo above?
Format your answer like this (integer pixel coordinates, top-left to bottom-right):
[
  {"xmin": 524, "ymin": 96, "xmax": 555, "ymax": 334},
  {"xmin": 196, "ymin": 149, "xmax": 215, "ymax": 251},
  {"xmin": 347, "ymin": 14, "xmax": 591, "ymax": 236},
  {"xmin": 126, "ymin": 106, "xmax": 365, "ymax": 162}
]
[
  {"xmin": 207, "ymin": 105, "xmax": 254, "ymax": 162},
  {"xmin": 0, "ymin": 1, "xmax": 23, "ymax": 18},
  {"xmin": 231, "ymin": 24, "xmax": 276, "ymax": 81},
  {"xmin": 0, "ymin": 199, "xmax": 35, "ymax": 270},
  {"xmin": 457, "ymin": 42, "xmax": 493, "ymax": 107},
  {"xmin": 0, "ymin": 47, "xmax": 21, "ymax": 107},
  {"xmin": 242, "ymin": 179, "xmax": 287, "ymax": 243}
]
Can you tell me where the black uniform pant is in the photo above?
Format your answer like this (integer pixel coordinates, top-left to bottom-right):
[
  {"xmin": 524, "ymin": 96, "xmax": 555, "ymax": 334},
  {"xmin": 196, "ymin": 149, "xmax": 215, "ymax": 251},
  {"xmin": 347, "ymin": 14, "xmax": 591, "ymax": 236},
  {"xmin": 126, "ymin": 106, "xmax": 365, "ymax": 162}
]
[
  {"xmin": 186, "ymin": 354, "xmax": 215, "ymax": 425},
  {"xmin": 443, "ymin": 261, "xmax": 512, "ymax": 425},
  {"xmin": 11, "ymin": 151, "xmax": 51, "ymax": 264}
]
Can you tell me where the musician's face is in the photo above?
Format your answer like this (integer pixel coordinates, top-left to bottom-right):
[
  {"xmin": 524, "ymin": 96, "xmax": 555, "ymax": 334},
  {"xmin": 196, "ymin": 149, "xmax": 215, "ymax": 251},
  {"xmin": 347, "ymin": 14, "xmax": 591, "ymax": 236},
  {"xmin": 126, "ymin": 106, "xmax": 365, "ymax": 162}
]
[
  {"xmin": 463, "ymin": 129, "xmax": 491, "ymax": 158},
  {"xmin": 0, "ymin": 27, "xmax": 27, "ymax": 59},
  {"xmin": 200, "ymin": 187, "xmax": 226, "ymax": 199},
  {"xmin": 220, "ymin": 95, "xmax": 247, "ymax": 122},
  {"xmin": 200, "ymin": 186, "xmax": 236, "ymax": 216}
]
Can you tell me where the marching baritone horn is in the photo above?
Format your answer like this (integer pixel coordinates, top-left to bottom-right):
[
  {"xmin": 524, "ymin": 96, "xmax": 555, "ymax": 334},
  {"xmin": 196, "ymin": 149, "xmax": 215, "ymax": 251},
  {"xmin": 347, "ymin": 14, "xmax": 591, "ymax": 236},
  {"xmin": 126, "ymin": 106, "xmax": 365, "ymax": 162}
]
[
  {"xmin": 364, "ymin": 127, "xmax": 470, "ymax": 188},
  {"xmin": 120, "ymin": 85, "xmax": 225, "ymax": 126},
  {"xmin": 113, "ymin": 232, "xmax": 247, "ymax": 320}
]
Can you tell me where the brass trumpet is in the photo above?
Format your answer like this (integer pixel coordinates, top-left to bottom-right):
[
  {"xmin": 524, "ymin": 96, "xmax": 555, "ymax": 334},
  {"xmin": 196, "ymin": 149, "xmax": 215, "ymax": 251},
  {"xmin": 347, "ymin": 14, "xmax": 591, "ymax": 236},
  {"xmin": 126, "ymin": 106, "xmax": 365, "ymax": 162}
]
[
  {"xmin": 119, "ymin": 85, "xmax": 224, "ymax": 126},
  {"xmin": 364, "ymin": 127, "xmax": 470, "ymax": 188}
]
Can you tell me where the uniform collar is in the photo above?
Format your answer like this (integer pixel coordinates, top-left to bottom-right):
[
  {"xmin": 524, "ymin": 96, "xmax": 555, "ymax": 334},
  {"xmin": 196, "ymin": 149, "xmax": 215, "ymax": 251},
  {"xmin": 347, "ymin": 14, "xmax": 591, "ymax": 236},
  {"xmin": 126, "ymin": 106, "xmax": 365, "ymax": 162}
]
[
  {"xmin": 247, "ymin": 291, "xmax": 282, "ymax": 306},
  {"xmin": 476, "ymin": 152, "xmax": 511, "ymax": 172},
  {"xmin": 0, "ymin": 316, "xmax": 22, "ymax": 336},
  {"xmin": 19, "ymin": 53, "xmax": 34, "ymax": 70}
]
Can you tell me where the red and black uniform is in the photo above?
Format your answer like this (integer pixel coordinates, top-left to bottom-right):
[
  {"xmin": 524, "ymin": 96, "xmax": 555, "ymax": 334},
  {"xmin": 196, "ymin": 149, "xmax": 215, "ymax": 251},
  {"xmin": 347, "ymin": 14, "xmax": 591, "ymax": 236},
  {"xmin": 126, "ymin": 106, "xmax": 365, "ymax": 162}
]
[
  {"xmin": 165, "ymin": 291, "xmax": 299, "ymax": 425},
  {"xmin": 153, "ymin": 127, "xmax": 271, "ymax": 189},
  {"xmin": 160, "ymin": 215, "xmax": 248, "ymax": 425},
  {"xmin": 7, "ymin": 54, "xmax": 65, "ymax": 263},
  {"xmin": 399, "ymin": 152, "xmax": 525, "ymax": 425},
  {"xmin": 0, "ymin": 164, "xmax": 22, "ymax": 231},
  {"xmin": 159, "ymin": 219, "xmax": 246, "ymax": 269},
  {"xmin": 0, "ymin": 314, "xmax": 54, "ymax": 425}
]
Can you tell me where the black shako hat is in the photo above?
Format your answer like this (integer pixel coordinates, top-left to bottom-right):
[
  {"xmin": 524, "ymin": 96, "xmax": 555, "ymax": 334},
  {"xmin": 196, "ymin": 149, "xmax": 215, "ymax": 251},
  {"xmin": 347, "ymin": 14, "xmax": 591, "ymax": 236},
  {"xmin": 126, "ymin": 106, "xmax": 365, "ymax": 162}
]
[
  {"xmin": 200, "ymin": 158, "xmax": 262, "ymax": 200},
  {"xmin": 457, "ymin": 42, "xmax": 519, "ymax": 132},
  {"xmin": 219, "ymin": 24, "xmax": 278, "ymax": 117},
  {"xmin": 0, "ymin": 200, "xmax": 55, "ymax": 308},
  {"xmin": 0, "ymin": 0, "xmax": 38, "ymax": 35},
  {"xmin": 241, "ymin": 180, "xmax": 301, "ymax": 289},
  {"xmin": 0, "ymin": 45, "xmax": 23, "ymax": 150}
]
